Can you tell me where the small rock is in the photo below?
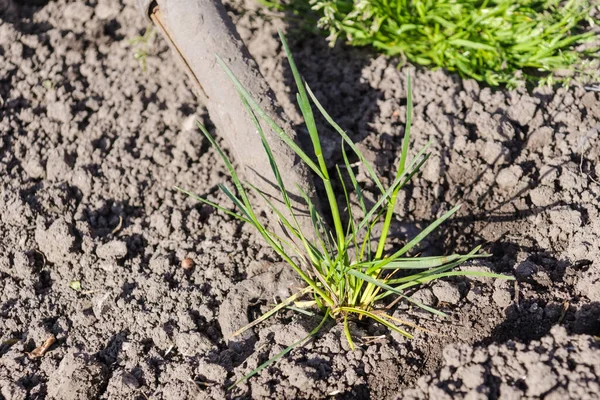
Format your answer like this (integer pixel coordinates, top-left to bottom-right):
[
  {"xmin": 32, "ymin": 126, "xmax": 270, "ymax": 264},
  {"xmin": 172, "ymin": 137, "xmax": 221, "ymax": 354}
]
[
  {"xmin": 64, "ymin": 2, "xmax": 94, "ymax": 21},
  {"xmin": 532, "ymin": 271, "xmax": 552, "ymax": 287},
  {"xmin": 422, "ymin": 155, "xmax": 441, "ymax": 182},
  {"xmin": 575, "ymin": 265, "xmax": 600, "ymax": 302},
  {"xmin": 176, "ymin": 128, "xmax": 203, "ymax": 160},
  {"xmin": 151, "ymin": 327, "xmax": 172, "ymax": 351},
  {"xmin": 410, "ymin": 288, "xmax": 436, "ymax": 307},
  {"xmin": 96, "ymin": 240, "xmax": 127, "ymax": 260},
  {"xmin": 500, "ymin": 382, "xmax": 524, "ymax": 399},
  {"xmin": 23, "ymin": 154, "xmax": 45, "ymax": 179},
  {"xmin": 98, "ymin": 262, "xmax": 115, "ymax": 273},
  {"xmin": 432, "ymin": 280, "xmax": 461, "ymax": 304},
  {"xmin": 72, "ymin": 169, "xmax": 92, "ymax": 196},
  {"xmin": 197, "ymin": 361, "xmax": 227, "ymax": 383},
  {"xmin": 273, "ymin": 322, "xmax": 311, "ymax": 346},
  {"xmin": 538, "ymin": 165, "xmax": 558, "ymax": 185},
  {"xmin": 149, "ymin": 213, "xmax": 170, "ymax": 237},
  {"xmin": 181, "ymin": 257, "xmax": 194, "ymax": 270},
  {"xmin": 95, "ymin": 0, "xmax": 119, "ymax": 19},
  {"xmin": 181, "ymin": 114, "xmax": 198, "ymax": 132},
  {"xmin": 121, "ymin": 372, "xmax": 140, "ymax": 389},
  {"xmin": 104, "ymin": 370, "xmax": 139, "ymax": 398},
  {"xmin": 529, "ymin": 186, "xmax": 554, "ymax": 207},
  {"xmin": 507, "ymin": 96, "xmax": 538, "ymax": 126}
]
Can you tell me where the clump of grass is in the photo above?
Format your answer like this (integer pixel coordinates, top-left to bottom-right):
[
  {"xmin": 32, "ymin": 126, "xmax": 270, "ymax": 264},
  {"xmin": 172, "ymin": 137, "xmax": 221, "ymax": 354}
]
[
  {"xmin": 287, "ymin": 0, "xmax": 600, "ymax": 87},
  {"xmin": 177, "ymin": 32, "xmax": 513, "ymax": 387}
]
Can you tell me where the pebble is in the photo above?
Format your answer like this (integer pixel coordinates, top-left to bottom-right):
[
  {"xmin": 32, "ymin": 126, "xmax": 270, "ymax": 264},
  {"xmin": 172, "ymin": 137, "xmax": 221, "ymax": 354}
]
[{"xmin": 181, "ymin": 257, "xmax": 194, "ymax": 270}]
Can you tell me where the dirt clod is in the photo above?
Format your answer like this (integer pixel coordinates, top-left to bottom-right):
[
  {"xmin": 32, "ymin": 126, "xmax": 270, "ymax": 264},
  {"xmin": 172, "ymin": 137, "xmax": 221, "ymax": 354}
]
[
  {"xmin": 432, "ymin": 281, "xmax": 462, "ymax": 305},
  {"xmin": 96, "ymin": 240, "xmax": 127, "ymax": 260},
  {"xmin": 35, "ymin": 219, "xmax": 76, "ymax": 264},
  {"xmin": 47, "ymin": 352, "xmax": 107, "ymax": 400},
  {"xmin": 402, "ymin": 327, "xmax": 600, "ymax": 399}
]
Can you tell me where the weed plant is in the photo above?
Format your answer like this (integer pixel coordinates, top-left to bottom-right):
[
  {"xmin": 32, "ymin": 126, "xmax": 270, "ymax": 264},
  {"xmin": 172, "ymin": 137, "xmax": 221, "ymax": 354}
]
[
  {"xmin": 177, "ymin": 32, "xmax": 513, "ymax": 387},
  {"xmin": 264, "ymin": 0, "xmax": 599, "ymax": 87},
  {"xmin": 128, "ymin": 25, "xmax": 155, "ymax": 72}
]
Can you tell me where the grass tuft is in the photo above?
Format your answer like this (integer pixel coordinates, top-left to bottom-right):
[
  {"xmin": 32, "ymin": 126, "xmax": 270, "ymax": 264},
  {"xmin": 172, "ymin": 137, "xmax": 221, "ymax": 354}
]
[
  {"xmin": 178, "ymin": 32, "xmax": 514, "ymax": 387},
  {"xmin": 265, "ymin": 0, "xmax": 600, "ymax": 87}
]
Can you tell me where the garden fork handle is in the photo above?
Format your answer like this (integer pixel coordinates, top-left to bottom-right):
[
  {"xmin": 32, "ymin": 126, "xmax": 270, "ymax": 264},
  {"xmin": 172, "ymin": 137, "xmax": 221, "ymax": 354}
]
[{"xmin": 136, "ymin": 0, "xmax": 316, "ymax": 236}]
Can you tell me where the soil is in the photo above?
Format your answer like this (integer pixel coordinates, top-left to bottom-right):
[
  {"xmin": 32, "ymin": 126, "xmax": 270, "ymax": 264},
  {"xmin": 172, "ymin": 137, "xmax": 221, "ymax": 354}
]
[{"xmin": 1, "ymin": 0, "xmax": 599, "ymax": 399}]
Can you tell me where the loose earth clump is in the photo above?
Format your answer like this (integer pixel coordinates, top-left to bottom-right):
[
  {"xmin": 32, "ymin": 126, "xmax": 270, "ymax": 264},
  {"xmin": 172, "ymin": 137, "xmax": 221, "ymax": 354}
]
[{"xmin": 0, "ymin": 0, "xmax": 599, "ymax": 399}]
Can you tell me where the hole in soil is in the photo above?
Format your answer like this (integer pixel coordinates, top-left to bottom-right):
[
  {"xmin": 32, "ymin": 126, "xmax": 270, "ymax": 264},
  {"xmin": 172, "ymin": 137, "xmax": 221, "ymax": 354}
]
[
  {"xmin": 98, "ymin": 331, "xmax": 128, "ymax": 365},
  {"xmin": 189, "ymin": 310, "xmax": 222, "ymax": 342},
  {"xmin": 305, "ymin": 357, "xmax": 333, "ymax": 378},
  {"xmin": 120, "ymin": 282, "xmax": 137, "ymax": 303},
  {"xmin": 34, "ymin": 270, "xmax": 52, "ymax": 294},
  {"xmin": 162, "ymin": 272, "xmax": 179, "ymax": 290},
  {"xmin": 103, "ymin": 19, "xmax": 123, "ymax": 41},
  {"xmin": 247, "ymin": 298, "xmax": 267, "ymax": 323}
]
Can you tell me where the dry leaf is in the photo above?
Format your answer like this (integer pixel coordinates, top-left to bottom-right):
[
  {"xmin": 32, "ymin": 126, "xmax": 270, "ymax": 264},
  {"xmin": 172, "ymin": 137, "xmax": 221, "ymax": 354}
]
[{"xmin": 26, "ymin": 336, "xmax": 56, "ymax": 359}]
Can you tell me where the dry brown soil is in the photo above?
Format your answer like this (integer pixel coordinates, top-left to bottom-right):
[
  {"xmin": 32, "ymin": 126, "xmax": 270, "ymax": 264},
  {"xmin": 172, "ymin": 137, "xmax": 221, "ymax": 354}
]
[{"xmin": 1, "ymin": 0, "xmax": 599, "ymax": 399}]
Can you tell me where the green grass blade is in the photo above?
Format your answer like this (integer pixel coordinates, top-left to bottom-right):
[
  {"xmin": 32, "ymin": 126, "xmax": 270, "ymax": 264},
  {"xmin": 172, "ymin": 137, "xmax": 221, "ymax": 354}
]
[
  {"xmin": 336, "ymin": 165, "xmax": 359, "ymax": 252},
  {"xmin": 339, "ymin": 307, "xmax": 414, "ymax": 339},
  {"xmin": 229, "ymin": 310, "xmax": 329, "ymax": 389},
  {"xmin": 350, "ymin": 149, "xmax": 430, "ymax": 244},
  {"xmin": 377, "ymin": 247, "xmax": 513, "ymax": 301},
  {"xmin": 347, "ymin": 269, "xmax": 447, "ymax": 317},
  {"xmin": 341, "ymin": 142, "xmax": 367, "ymax": 215},
  {"xmin": 247, "ymin": 182, "xmax": 324, "ymax": 264},
  {"xmin": 375, "ymin": 269, "xmax": 516, "ymax": 302},
  {"xmin": 285, "ymin": 305, "xmax": 316, "ymax": 316},
  {"xmin": 385, "ymin": 246, "xmax": 484, "ymax": 286},
  {"xmin": 279, "ymin": 31, "xmax": 346, "ymax": 251},
  {"xmin": 397, "ymin": 72, "xmax": 413, "ymax": 180},
  {"xmin": 343, "ymin": 315, "xmax": 355, "ymax": 350},
  {"xmin": 239, "ymin": 94, "xmax": 328, "ymax": 266},
  {"xmin": 296, "ymin": 185, "xmax": 334, "ymax": 264},
  {"xmin": 229, "ymin": 286, "xmax": 313, "ymax": 340},
  {"xmin": 196, "ymin": 123, "xmax": 257, "ymax": 221},
  {"xmin": 215, "ymin": 56, "xmax": 325, "ymax": 180},
  {"xmin": 238, "ymin": 93, "xmax": 292, "ymax": 210},
  {"xmin": 375, "ymin": 72, "xmax": 413, "ymax": 259},
  {"xmin": 371, "ymin": 204, "xmax": 463, "ymax": 272},
  {"xmin": 353, "ymin": 253, "xmax": 488, "ymax": 270},
  {"xmin": 174, "ymin": 186, "xmax": 251, "ymax": 224},
  {"xmin": 218, "ymin": 184, "xmax": 253, "ymax": 221},
  {"xmin": 305, "ymin": 83, "xmax": 386, "ymax": 195},
  {"xmin": 394, "ymin": 271, "xmax": 515, "ymax": 292},
  {"xmin": 449, "ymin": 38, "xmax": 497, "ymax": 51}
]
